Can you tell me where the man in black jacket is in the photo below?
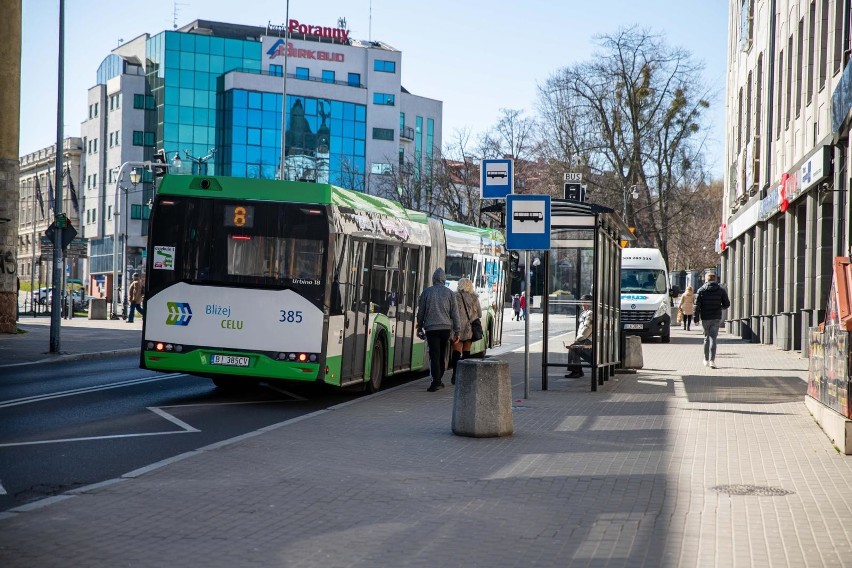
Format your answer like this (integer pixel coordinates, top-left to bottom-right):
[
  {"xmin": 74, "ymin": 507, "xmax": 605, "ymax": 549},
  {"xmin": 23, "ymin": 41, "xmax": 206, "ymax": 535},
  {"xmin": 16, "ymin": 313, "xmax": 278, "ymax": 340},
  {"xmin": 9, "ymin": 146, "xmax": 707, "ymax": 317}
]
[{"xmin": 694, "ymin": 273, "xmax": 730, "ymax": 369}]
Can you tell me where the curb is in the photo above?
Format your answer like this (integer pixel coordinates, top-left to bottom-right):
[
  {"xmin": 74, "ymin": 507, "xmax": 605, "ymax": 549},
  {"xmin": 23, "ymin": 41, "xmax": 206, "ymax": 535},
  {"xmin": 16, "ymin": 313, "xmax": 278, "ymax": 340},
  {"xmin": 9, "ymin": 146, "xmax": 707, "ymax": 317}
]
[{"xmin": 0, "ymin": 348, "xmax": 140, "ymax": 369}]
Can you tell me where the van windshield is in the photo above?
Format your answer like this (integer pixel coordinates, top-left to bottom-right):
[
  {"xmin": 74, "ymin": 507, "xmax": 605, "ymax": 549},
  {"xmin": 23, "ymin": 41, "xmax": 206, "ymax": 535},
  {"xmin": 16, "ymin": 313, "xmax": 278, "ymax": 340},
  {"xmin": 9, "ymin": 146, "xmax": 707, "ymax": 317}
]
[{"xmin": 621, "ymin": 269, "xmax": 667, "ymax": 294}]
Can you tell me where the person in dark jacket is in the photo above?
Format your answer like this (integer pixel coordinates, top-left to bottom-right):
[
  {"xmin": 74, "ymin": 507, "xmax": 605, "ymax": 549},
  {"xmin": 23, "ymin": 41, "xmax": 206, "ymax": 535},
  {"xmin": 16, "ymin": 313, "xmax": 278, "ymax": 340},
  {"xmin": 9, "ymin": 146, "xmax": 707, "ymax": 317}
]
[
  {"xmin": 694, "ymin": 273, "xmax": 730, "ymax": 369},
  {"xmin": 416, "ymin": 268, "xmax": 460, "ymax": 392}
]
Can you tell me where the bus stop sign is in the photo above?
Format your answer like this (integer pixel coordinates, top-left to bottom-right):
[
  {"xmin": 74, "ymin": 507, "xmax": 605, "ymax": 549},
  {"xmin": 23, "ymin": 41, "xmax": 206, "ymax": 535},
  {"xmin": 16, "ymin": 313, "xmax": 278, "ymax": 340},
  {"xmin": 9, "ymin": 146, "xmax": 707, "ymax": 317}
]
[{"xmin": 506, "ymin": 195, "xmax": 551, "ymax": 250}]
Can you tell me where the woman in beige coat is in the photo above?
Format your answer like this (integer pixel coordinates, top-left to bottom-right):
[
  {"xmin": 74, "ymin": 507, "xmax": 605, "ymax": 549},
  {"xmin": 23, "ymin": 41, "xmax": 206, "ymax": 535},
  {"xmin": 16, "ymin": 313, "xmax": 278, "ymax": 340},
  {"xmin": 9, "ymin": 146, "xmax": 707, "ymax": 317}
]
[
  {"xmin": 450, "ymin": 278, "xmax": 482, "ymax": 384},
  {"xmin": 679, "ymin": 286, "xmax": 696, "ymax": 331}
]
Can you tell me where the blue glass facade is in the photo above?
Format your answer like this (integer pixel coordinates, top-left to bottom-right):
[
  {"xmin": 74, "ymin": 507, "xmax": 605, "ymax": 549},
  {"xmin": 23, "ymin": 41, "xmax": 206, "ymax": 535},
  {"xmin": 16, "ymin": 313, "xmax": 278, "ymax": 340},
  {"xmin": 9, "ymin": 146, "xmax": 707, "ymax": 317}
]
[
  {"xmin": 219, "ymin": 89, "xmax": 366, "ymax": 189},
  {"xmin": 146, "ymin": 31, "xmax": 262, "ymax": 175}
]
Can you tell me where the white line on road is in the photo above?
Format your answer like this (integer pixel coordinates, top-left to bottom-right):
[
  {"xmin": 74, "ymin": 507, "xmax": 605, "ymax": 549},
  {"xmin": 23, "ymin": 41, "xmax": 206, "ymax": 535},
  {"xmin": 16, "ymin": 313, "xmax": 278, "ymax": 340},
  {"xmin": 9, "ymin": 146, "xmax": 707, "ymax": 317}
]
[
  {"xmin": 0, "ymin": 373, "xmax": 186, "ymax": 409},
  {"xmin": 147, "ymin": 407, "xmax": 200, "ymax": 433}
]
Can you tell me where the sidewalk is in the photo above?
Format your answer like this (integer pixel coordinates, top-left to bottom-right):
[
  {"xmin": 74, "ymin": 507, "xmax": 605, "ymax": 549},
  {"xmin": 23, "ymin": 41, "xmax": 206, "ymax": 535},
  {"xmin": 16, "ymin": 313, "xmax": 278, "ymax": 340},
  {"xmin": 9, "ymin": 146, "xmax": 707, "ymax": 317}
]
[
  {"xmin": 0, "ymin": 315, "xmax": 142, "ymax": 367},
  {"xmin": 3, "ymin": 327, "xmax": 852, "ymax": 567}
]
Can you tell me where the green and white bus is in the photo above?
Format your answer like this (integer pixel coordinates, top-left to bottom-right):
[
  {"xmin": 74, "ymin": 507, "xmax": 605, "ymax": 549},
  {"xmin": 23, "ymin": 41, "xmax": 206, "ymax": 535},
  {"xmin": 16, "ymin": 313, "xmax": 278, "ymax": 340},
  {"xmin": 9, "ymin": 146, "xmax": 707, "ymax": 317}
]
[{"xmin": 141, "ymin": 175, "xmax": 508, "ymax": 391}]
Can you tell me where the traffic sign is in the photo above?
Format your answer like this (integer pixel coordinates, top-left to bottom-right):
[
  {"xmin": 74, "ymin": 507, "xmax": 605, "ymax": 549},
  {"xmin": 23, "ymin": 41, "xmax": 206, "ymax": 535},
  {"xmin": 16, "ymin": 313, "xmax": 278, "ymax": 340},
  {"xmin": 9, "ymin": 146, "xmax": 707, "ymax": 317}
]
[
  {"xmin": 480, "ymin": 159, "xmax": 514, "ymax": 199},
  {"xmin": 506, "ymin": 195, "xmax": 551, "ymax": 250},
  {"xmin": 563, "ymin": 172, "xmax": 582, "ymax": 182},
  {"xmin": 564, "ymin": 183, "xmax": 587, "ymax": 201}
]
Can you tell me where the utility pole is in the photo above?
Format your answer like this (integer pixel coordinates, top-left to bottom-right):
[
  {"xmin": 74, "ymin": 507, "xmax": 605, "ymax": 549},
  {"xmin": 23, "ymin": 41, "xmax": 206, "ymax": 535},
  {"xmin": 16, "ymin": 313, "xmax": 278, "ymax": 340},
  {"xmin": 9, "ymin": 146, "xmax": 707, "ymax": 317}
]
[
  {"xmin": 49, "ymin": 0, "xmax": 65, "ymax": 352},
  {"xmin": 0, "ymin": 0, "xmax": 22, "ymax": 334}
]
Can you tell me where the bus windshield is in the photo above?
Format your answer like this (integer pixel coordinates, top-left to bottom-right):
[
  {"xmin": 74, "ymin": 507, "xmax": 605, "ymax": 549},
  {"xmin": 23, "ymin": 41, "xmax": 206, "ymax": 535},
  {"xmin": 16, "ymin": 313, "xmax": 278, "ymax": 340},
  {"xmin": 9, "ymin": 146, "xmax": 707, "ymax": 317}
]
[
  {"xmin": 147, "ymin": 197, "xmax": 328, "ymax": 307},
  {"xmin": 621, "ymin": 269, "xmax": 667, "ymax": 294}
]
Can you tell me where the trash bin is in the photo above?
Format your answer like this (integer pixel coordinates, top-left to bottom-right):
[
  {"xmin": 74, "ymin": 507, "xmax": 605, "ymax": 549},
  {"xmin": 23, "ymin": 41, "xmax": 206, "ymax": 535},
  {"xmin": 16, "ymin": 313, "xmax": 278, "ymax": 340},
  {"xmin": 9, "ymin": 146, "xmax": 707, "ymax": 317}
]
[{"xmin": 452, "ymin": 359, "xmax": 513, "ymax": 438}]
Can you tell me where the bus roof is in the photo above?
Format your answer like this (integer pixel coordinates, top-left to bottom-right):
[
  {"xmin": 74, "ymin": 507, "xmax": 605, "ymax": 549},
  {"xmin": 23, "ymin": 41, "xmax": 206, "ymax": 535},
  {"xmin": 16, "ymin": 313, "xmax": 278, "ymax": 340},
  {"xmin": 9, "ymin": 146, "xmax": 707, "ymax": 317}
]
[{"xmin": 156, "ymin": 176, "xmax": 503, "ymax": 241}]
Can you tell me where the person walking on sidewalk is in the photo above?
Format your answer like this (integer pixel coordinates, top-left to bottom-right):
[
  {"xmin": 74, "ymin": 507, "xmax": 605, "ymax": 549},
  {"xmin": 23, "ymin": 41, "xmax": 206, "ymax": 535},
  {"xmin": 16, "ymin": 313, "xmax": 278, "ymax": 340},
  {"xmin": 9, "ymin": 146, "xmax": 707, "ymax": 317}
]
[
  {"xmin": 564, "ymin": 294, "xmax": 593, "ymax": 378},
  {"xmin": 679, "ymin": 286, "xmax": 696, "ymax": 331},
  {"xmin": 512, "ymin": 294, "xmax": 521, "ymax": 321},
  {"xmin": 127, "ymin": 273, "xmax": 145, "ymax": 324},
  {"xmin": 694, "ymin": 273, "xmax": 730, "ymax": 368},
  {"xmin": 450, "ymin": 277, "xmax": 482, "ymax": 385},
  {"xmin": 416, "ymin": 268, "xmax": 460, "ymax": 392},
  {"xmin": 519, "ymin": 294, "xmax": 527, "ymax": 321}
]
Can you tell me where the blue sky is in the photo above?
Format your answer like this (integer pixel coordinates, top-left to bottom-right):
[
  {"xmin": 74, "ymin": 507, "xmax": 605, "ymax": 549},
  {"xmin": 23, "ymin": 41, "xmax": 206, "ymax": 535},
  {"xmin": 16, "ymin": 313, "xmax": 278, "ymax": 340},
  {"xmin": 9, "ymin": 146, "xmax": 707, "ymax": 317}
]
[{"xmin": 20, "ymin": 0, "xmax": 729, "ymax": 177}]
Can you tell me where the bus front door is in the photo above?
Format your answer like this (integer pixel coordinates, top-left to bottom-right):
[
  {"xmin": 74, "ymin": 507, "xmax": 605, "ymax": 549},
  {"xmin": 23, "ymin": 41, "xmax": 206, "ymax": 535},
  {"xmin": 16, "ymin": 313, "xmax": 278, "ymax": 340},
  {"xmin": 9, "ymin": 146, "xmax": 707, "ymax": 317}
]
[{"xmin": 341, "ymin": 240, "xmax": 371, "ymax": 382}]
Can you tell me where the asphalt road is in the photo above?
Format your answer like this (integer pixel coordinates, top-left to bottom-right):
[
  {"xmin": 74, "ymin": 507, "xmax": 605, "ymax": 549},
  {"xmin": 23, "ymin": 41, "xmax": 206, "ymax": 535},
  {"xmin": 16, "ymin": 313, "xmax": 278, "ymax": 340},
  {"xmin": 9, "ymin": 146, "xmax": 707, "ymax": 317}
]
[{"xmin": 0, "ymin": 308, "xmax": 565, "ymax": 513}]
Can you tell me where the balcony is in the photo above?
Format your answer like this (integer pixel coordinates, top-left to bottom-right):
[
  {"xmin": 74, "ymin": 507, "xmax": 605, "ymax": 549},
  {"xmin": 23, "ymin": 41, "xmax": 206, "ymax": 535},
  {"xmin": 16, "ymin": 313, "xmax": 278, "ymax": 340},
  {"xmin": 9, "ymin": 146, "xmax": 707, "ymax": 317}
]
[{"xmin": 400, "ymin": 126, "xmax": 415, "ymax": 141}]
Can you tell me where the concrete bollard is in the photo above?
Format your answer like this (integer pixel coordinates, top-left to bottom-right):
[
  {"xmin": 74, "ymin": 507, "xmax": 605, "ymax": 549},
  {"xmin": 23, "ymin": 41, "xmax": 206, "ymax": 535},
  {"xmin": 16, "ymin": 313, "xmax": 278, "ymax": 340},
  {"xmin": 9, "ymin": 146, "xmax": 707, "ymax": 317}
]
[
  {"xmin": 452, "ymin": 359, "xmax": 513, "ymax": 438},
  {"xmin": 88, "ymin": 298, "xmax": 107, "ymax": 320},
  {"xmin": 623, "ymin": 335, "xmax": 643, "ymax": 369}
]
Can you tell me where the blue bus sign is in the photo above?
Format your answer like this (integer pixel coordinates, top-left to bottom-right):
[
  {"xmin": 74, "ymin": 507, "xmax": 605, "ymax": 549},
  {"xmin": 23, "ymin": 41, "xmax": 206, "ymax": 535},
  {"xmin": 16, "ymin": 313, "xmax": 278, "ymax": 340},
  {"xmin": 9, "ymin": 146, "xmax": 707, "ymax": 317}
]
[
  {"xmin": 506, "ymin": 195, "xmax": 551, "ymax": 250},
  {"xmin": 480, "ymin": 159, "xmax": 513, "ymax": 199}
]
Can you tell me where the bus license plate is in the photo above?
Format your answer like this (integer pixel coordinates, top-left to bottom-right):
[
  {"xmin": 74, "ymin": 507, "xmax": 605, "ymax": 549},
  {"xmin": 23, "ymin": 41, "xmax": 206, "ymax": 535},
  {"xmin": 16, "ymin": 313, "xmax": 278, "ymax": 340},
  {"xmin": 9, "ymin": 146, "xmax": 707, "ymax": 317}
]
[
  {"xmin": 624, "ymin": 323, "xmax": 644, "ymax": 330},
  {"xmin": 210, "ymin": 354, "xmax": 250, "ymax": 367}
]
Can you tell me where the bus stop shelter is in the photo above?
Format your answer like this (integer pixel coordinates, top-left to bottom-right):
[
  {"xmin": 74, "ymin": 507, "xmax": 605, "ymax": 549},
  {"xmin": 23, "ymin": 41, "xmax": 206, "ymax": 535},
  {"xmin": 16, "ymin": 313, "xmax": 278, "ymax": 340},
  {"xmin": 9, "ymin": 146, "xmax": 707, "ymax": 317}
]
[{"xmin": 538, "ymin": 199, "xmax": 635, "ymax": 391}]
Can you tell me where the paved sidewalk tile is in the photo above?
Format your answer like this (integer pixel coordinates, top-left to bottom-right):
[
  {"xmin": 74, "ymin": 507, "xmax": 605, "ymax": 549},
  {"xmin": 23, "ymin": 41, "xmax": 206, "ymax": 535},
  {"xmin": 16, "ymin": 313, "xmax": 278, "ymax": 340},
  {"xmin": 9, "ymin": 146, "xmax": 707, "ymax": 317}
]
[{"xmin": 2, "ymin": 327, "xmax": 852, "ymax": 567}]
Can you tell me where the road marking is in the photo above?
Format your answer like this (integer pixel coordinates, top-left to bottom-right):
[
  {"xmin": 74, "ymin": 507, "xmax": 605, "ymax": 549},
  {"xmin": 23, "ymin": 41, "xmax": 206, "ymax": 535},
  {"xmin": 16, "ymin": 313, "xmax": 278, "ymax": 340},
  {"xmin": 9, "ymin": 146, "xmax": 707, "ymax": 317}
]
[
  {"xmin": 147, "ymin": 407, "xmax": 200, "ymax": 433},
  {"xmin": 0, "ymin": 374, "xmax": 185, "ymax": 409}
]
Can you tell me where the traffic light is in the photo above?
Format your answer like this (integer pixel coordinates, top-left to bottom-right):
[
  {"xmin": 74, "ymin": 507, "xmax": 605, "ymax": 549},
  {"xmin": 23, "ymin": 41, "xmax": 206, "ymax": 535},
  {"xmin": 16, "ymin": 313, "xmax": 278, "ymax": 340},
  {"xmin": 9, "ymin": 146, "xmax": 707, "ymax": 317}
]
[{"xmin": 152, "ymin": 149, "xmax": 168, "ymax": 177}]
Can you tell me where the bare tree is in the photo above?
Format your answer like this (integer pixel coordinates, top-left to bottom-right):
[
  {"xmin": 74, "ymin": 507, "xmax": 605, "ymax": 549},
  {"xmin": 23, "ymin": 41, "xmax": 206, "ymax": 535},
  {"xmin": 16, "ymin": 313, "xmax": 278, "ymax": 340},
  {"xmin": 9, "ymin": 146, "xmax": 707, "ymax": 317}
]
[
  {"xmin": 371, "ymin": 149, "xmax": 441, "ymax": 216},
  {"xmin": 666, "ymin": 179, "xmax": 723, "ymax": 271},
  {"xmin": 537, "ymin": 26, "xmax": 714, "ymax": 264}
]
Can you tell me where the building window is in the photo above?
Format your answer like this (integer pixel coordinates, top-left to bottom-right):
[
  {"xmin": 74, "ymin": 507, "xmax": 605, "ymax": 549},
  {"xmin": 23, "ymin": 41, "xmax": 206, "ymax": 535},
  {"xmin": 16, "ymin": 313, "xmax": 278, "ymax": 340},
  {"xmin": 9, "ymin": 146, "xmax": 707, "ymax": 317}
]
[
  {"xmin": 133, "ymin": 131, "xmax": 144, "ymax": 146},
  {"xmin": 374, "ymin": 59, "xmax": 396, "ymax": 73},
  {"xmin": 134, "ymin": 94, "xmax": 144, "ymax": 109},
  {"xmin": 131, "ymin": 204, "xmax": 142, "ymax": 220},
  {"xmin": 295, "ymin": 67, "xmax": 309, "ymax": 80},
  {"xmin": 109, "ymin": 132, "xmax": 114, "ymax": 147},
  {"xmin": 322, "ymin": 70, "xmax": 335, "ymax": 83},
  {"xmin": 93, "ymin": 139, "xmax": 97, "ymax": 153},
  {"xmin": 371, "ymin": 163, "xmax": 392, "ymax": 175},
  {"xmin": 820, "ymin": 0, "xmax": 829, "ymax": 89},
  {"xmin": 347, "ymin": 73, "xmax": 361, "ymax": 87},
  {"xmin": 270, "ymin": 64, "xmax": 283, "ymax": 77},
  {"xmin": 115, "ymin": 130, "xmax": 120, "ymax": 145},
  {"xmin": 144, "ymin": 131, "xmax": 155, "ymax": 146},
  {"xmin": 372, "ymin": 127, "xmax": 394, "ymax": 141},
  {"xmin": 145, "ymin": 95, "xmax": 155, "ymax": 110},
  {"xmin": 373, "ymin": 93, "xmax": 395, "ymax": 106}
]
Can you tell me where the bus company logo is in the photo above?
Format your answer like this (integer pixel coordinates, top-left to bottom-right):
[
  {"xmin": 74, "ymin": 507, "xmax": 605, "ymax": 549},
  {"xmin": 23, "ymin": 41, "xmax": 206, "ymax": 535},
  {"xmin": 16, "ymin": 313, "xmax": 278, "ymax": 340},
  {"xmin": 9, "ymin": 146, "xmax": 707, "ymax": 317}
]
[{"xmin": 166, "ymin": 302, "xmax": 193, "ymax": 326}]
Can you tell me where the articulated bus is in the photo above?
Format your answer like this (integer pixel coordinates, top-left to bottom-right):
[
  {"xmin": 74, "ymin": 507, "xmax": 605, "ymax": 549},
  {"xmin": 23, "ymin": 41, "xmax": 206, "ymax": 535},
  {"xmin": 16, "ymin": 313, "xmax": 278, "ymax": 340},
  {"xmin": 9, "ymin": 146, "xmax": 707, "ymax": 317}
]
[{"xmin": 141, "ymin": 175, "xmax": 508, "ymax": 391}]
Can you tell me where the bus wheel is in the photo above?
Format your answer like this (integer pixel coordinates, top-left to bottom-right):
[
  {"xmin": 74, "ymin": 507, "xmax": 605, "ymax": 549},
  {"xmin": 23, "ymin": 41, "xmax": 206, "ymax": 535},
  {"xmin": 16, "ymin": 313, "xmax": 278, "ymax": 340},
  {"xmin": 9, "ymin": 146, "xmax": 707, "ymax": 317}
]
[
  {"xmin": 367, "ymin": 341, "xmax": 385, "ymax": 393},
  {"xmin": 661, "ymin": 333, "xmax": 670, "ymax": 343}
]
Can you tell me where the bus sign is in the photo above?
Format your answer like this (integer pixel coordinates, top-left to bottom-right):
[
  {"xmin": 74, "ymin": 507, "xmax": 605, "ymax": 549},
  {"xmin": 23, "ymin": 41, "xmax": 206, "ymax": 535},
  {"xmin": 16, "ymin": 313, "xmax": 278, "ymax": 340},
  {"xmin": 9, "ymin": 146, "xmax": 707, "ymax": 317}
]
[{"xmin": 506, "ymin": 194, "xmax": 551, "ymax": 251}]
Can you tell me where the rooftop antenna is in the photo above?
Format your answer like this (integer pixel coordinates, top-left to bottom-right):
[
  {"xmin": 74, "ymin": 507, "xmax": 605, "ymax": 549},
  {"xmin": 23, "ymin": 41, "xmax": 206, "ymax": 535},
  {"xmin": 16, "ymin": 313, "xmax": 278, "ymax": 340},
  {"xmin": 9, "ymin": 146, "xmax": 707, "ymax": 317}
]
[
  {"xmin": 369, "ymin": 0, "xmax": 372, "ymax": 41},
  {"xmin": 172, "ymin": 1, "xmax": 187, "ymax": 30}
]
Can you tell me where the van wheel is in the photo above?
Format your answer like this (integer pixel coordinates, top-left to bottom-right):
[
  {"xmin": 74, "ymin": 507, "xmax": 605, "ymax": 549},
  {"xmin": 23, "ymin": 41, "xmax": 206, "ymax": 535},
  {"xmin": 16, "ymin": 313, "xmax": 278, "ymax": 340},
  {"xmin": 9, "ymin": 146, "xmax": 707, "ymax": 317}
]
[
  {"xmin": 661, "ymin": 333, "xmax": 670, "ymax": 343},
  {"xmin": 367, "ymin": 341, "xmax": 385, "ymax": 393}
]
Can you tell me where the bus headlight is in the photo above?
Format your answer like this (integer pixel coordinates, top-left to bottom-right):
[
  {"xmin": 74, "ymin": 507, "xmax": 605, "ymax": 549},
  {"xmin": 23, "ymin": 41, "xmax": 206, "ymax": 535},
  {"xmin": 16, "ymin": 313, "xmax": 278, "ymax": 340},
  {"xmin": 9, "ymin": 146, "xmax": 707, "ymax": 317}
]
[{"xmin": 655, "ymin": 302, "xmax": 669, "ymax": 318}]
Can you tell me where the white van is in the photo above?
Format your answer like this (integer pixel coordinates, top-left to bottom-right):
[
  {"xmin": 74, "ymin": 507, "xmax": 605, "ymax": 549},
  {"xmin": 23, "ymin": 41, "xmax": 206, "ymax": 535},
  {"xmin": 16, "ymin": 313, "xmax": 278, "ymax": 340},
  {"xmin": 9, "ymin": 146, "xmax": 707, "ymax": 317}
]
[{"xmin": 621, "ymin": 248, "xmax": 674, "ymax": 343}]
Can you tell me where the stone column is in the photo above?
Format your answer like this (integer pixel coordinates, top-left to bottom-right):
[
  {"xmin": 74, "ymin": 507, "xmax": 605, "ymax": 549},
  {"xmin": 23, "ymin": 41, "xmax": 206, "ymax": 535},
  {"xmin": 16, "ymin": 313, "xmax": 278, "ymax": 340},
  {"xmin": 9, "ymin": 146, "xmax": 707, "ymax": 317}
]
[{"xmin": 0, "ymin": 0, "xmax": 22, "ymax": 334}]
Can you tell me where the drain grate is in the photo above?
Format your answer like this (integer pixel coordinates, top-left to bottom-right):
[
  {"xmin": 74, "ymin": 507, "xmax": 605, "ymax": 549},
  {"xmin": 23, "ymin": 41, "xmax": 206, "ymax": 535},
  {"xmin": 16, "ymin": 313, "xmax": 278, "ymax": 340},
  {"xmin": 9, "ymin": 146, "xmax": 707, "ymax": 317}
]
[{"xmin": 711, "ymin": 484, "xmax": 794, "ymax": 496}]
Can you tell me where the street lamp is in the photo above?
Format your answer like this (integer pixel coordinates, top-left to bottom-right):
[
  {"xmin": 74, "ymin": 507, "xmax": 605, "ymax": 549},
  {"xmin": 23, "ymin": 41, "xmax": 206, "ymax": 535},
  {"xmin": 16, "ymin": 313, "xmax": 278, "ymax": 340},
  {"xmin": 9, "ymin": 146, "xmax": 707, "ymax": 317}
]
[
  {"xmin": 622, "ymin": 184, "xmax": 640, "ymax": 221},
  {"xmin": 181, "ymin": 148, "xmax": 216, "ymax": 175},
  {"xmin": 111, "ymin": 160, "xmax": 153, "ymax": 320},
  {"xmin": 119, "ymin": 168, "xmax": 142, "ymax": 319}
]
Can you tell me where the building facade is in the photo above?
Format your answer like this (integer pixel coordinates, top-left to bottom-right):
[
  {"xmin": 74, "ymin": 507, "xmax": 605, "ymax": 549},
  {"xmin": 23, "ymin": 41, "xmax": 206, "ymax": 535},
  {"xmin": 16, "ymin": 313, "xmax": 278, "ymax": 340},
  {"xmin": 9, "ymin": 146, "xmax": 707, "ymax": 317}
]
[
  {"xmin": 79, "ymin": 17, "xmax": 442, "ymax": 301},
  {"xmin": 16, "ymin": 138, "xmax": 83, "ymax": 306},
  {"xmin": 722, "ymin": 0, "xmax": 849, "ymax": 354}
]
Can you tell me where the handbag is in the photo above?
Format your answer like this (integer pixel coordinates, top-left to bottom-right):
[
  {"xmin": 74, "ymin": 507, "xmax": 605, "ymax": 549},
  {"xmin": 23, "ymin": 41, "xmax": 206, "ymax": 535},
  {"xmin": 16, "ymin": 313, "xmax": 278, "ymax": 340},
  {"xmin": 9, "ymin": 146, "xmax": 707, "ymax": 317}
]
[{"xmin": 461, "ymin": 294, "xmax": 484, "ymax": 341}]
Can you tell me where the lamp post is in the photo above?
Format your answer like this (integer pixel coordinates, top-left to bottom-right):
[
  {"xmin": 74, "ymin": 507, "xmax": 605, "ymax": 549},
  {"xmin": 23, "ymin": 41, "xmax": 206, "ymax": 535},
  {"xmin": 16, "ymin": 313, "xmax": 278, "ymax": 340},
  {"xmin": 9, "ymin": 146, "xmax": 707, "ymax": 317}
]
[
  {"xmin": 622, "ymin": 184, "xmax": 640, "ymax": 222},
  {"xmin": 111, "ymin": 161, "xmax": 151, "ymax": 320},
  {"xmin": 180, "ymin": 148, "xmax": 216, "ymax": 175},
  {"xmin": 119, "ymin": 167, "xmax": 142, "ymax": 319}
]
